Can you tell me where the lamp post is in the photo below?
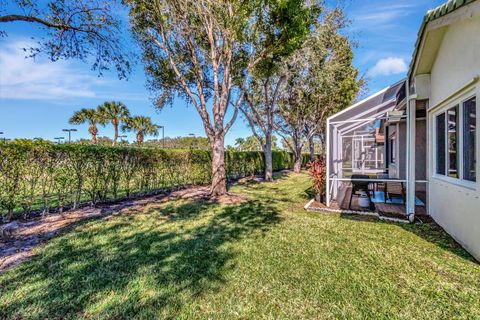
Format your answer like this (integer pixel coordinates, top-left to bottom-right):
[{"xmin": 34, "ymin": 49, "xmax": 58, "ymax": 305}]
[
  {"xmin": 62, "ymin": 128, "xmax": 77, "ymax": 143},
  {"xmin": 189, "ymin": 133, "xmax": 196, "ymax": 149},
  {"xmin": 54, "ymin": 137, "xmax": 65, "ymax": 144},
  {"xmin": 159, "ymin": 125, "xmax": 165, "ymax": 148},
  {"xmin": 118, "ymin": 135, "xmax": 128, "ymax": 144}
]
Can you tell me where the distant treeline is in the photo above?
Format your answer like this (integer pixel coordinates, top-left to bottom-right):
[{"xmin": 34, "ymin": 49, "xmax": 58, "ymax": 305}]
[
  {"xmin": 73, "ymin": 136, "xmax": 214, "ymax": 151},
  {"xmin": 0, "ymin": 140, "xmax": 309, "ymax": 220},
  {"xmin": 142, "ymin": 136, "xmax": 210, "ymax": 150}
]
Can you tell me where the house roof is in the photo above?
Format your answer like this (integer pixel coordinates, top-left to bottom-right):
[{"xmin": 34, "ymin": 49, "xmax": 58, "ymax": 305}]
[
  {"xmin": 408, "ymin": 0, "xmax": 478, "ymax": 78},
  {"xmin": 331, "ymin": 0, "xmax": 475, "ymax": 131}
]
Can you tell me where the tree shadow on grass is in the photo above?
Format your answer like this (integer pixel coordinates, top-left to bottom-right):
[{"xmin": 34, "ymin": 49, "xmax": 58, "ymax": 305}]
[
  {"xmin": 0, "ymin": 199, "xmax": 282, "ymax": 319},
  {"xmin": 272, "ymin": 170, "xmax": 293, "ymax": 181},
  {"xmin": 340, "ymin": 213, "xmax": 477, "ymax": 263}
]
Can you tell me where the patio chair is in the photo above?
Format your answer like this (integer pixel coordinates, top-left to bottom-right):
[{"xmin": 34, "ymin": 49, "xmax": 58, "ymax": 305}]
[
  {"xmin": 376, "ymin": 173, "xmax": 389, "ymax": 195},
  {"xmin": 384, "ymin": 181, "xmax": 406, "ymax": 204},
  {"xmin": 349, "ymin": 174, "xmax": 373, "ymax": 210}
]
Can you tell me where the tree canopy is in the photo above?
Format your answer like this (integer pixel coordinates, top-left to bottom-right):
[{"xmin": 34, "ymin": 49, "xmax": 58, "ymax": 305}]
[
  {"xmin": 122, "ymin": 116, "xmax": 160, "ymax": 145},
  {"xmin": 0, "ymin": 0, "xmax": 131, "ymax": 78},
  {"xmin": 69, "ymin": 108, "xmax": 102, "ymax": 144},
  {"xmin": 97, "ymin": 101, "xmax": 131, "ymax": 146},
  {"xmin": 143, "ymin": 136, "xmax": 210, "ymax": 150},
  {"xmin": 276, "ymin": 8, "xmax": 362, "ymax": 166},
  {"xmin": 125, "ymin": 0, "xmax": 320, "ymax": 195},
  {"xmin": 234, "ymin": 135, "xmax": 279, "ymax": 152}
]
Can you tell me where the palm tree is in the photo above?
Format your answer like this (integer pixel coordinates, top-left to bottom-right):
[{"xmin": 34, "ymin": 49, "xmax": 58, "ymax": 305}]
[
  {"xmin": 69, "ymin": 108, "xmax": 101, "ymax": 144},
  {"xmin": 122, "ymin": 116, "xmax": 160, "ymax": 145},
  {"xmin": 97, "ymin": 101, "xmax": 130, "ymax": 146}
]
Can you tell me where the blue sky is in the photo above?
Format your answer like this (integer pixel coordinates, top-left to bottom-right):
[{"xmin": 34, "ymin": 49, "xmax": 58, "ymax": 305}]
[{"xmin": 0, "ymin": 0, "xmax": 445, "ymax": 145}]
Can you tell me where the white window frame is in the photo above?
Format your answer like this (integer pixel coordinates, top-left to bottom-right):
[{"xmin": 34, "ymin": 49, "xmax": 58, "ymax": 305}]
[{"xmin": 432, "ymin": 90, "xmax": 477, "ymax": 190}]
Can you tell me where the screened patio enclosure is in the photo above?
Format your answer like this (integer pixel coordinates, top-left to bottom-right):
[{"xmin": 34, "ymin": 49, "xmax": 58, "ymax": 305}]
[{"xmin": 325, "ymin": 80, "xmax": 423, "ymax": 217}]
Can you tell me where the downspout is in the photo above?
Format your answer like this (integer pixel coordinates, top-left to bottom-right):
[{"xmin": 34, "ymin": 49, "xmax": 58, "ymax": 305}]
[
  {"xmin": 326, "ymin": 117, "xmax": 331, "ymax": 207},
  {"xmin": 406, "ymin": 78, "xmax": 416, "ymax": 223}
]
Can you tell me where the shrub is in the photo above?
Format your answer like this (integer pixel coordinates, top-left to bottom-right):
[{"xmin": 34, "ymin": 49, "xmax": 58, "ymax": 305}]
[
  {"xmin": 0, "ymin": 141, "xmax": 309, "ymax": 220},
  {"xmin": 307, "ymin": 158, "xmax": 326, "ymax": 202}
]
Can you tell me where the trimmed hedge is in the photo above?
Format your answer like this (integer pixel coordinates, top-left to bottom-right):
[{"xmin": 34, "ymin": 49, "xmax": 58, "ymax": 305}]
[{"xmin": 0, "ymin": 140, "xmax": 309, "ymax": 219}]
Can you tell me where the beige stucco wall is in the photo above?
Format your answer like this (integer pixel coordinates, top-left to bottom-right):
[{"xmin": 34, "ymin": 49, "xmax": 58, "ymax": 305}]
[
  {"xmin": 427, "ymin": 12, "xmax": 480, "ymax": 261},
  {"xmin": 430, "ymin": 15, "xmax": 480, "ymax": 107}
]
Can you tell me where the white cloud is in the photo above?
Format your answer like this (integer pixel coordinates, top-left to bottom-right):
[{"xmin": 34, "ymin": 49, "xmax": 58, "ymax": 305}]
[
  {"xmin": 367, "ymin": 57, "xmax": 408, "ymax": 77},
  {"xmin": 0, "ymin": 40, "xmax": 102, "ymax": 100},
  {"xmin": 352, "ymin": 3, "xmax": 422, "ymax": 30},
  {"xmin": 357, "ymin": 4, "xmax": 416, "ymax": 22}
]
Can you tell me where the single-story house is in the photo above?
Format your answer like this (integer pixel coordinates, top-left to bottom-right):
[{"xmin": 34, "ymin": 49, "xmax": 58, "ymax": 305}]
[{"xmin": 326, "ymin": 0, "xmax": 480, "ymax": 260}]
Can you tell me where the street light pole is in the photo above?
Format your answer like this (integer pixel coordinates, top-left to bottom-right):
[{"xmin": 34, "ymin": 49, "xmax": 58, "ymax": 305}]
[
  {"xmin": 189, "ymin": 133, "xmax": 196, "ymax": 149},
  {"xmin": 118, "ymin": 135, "xmax": 127, "ymax": 144},
  {"xmin": 159, "ymin": 126, "xmax": 165, "ymax": 148},
  {"xmin": 62, "ymin": 128, "xmax": 77, "ymax": 143},
  {"xmin": 54, "ymin": 137, "xmax": 65, "ymax": 144}
]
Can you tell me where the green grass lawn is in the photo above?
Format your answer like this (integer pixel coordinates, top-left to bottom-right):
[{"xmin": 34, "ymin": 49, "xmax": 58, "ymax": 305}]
[{"xmin": 1, "ymin": 172, "xmax": 479, "ymax": 319}]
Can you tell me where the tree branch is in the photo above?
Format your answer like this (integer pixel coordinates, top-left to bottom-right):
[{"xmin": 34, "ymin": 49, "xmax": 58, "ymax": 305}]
[
  {"xmin": 242, "ymin": 89, "xmax": 268, "ymax": 134},
  {"xmin": 149, "ymin": 25, "xmax": 214, "ymax": 138},
  {"xmin": 0, "ymin": 14, "xmax": 96, "ymax": 34},
  {"xmin": 240, "ymin": 104, "xmax": 264, "ymax": 145},
  {"xmin": 224, "ymin": 92, "xmax": 244, "ymax": 134}
]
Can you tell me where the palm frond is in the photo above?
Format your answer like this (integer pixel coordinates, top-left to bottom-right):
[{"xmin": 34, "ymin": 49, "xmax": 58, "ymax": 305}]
[{"xmin": 69, "ymin": 108, "xmax": 99, "ymax": 125}]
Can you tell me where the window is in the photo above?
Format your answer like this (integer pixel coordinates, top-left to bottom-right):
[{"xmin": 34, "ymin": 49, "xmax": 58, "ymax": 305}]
[
  {"xmin": 435, "ymin": 95, "xmax": 477, "ymax": 184},
  {"xmin": 463, "ymin": 97, "xmax": 476, "ymax": 182},
  {"xmin": 436, "ymin": 113, "xmax": 446, "ymax": 175},
  {"xmin": 389, "ymin": 136, "xmax": 396, "ymax": 164},
  {"xmin": 447, "ymin": 106, "xmax": 459, "ymax": 178}
]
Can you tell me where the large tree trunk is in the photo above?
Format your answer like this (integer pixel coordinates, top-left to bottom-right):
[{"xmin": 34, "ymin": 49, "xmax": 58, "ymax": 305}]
[
  {"xmin": 137, "ymin": 132, "xmax": 144, "ymax": 146},
  {"xmin": 319, "ymin": 132, "xmax": 326, "ymax": 156},
  {"xmin": 264, "ymin": 133, "xmax": 273, "ymax": 182},
  {"xmin": 293, "ymin": 144, "xmax": 302, "ymax": 173},
  {"xmin": 210, "ymin": 135, "xmax": 227, "ymax": 196},
  {"xmin": 89, "ymin": 123, "xmax": 97, "ymax": 144},
  {"xmin": 294, "ymin": 155, "xmax": 302, "ymax": 173},
  {"xmin": 6, "ymin": 209, "xmax": 13, "ymax": 222},
  {"xmin": 113, "ymin": 119, "xmax": 119, "ymax": 146},
  {"xmin": 308, "ymin": 135, "xmax": 315, "ymax": 162}
]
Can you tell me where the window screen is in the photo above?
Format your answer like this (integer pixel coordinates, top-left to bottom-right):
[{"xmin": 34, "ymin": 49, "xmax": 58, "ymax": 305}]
[
  {"xmin": 389, "ymin": 137, "xmax": 396, "ymax": 164},
  {"xmin": 447, "ymin": 106, "xmax": 459, "ymax": 178},
  {"xmin": 436, "ymin": 113, "xmax": 446, "ymax": 175},
  {"xmin": 463, "ymin": 97, "xmax": 476, "ymax": 182}
]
